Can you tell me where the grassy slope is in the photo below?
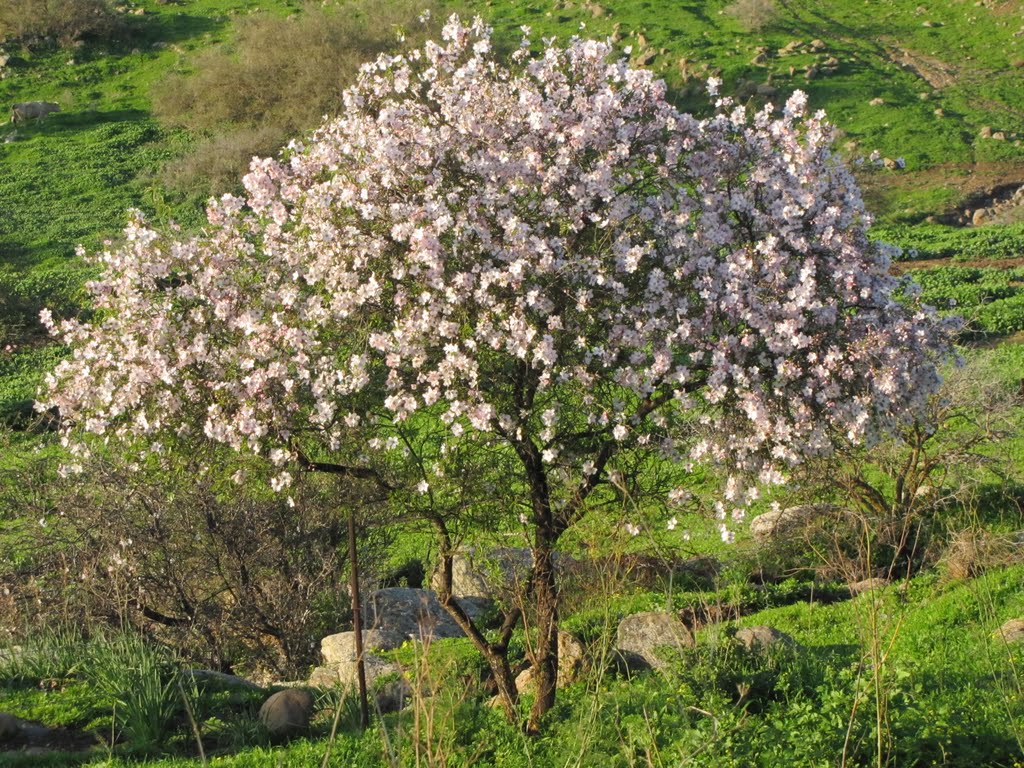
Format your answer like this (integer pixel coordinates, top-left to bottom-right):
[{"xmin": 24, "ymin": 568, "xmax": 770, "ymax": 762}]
[
  {"xmin": 1, "ymin": 567, "xmax": 1021, "ymax": 766},
  {"xmin": 1, "ymin": 0, "xmax": 1023, "ymax": 410},
  {"xmin": 0, "ymin": 3, "xmax": 1022, "ymax": 761}
]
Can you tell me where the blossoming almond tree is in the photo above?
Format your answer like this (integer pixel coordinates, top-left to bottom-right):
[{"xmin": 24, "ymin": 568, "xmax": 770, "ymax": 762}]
[{"xmin": 43, "ymin": 16, "xmax": 953, "ymax": 731}]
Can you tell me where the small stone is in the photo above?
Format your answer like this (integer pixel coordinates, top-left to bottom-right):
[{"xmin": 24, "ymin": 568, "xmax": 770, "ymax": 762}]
[
  {"xmin": 259, "ymin": 689, "xmax": 314, "ymax": 736},
  {"xmin": 869, "ymin": 97, "xmax": 885, "ymax": 106},
  {"xmin": 756, "ymin": 83, "xmax": 778, "ymax": 97},
  {"xmin": 934, "ymin": 108, "xmax": 945, "ymax": 117},
  {"xmin": 635, "ymin": 49, "xmax": 656, "ymax": 66},
  {"xmin": 979, "ymin": 125, "xmax": 993, "ymax": 138},
  {"xmin": 992, "ymin": 131, "xmax": 1006, "ymax": 141},
  {"xmin": 972, "ymin": 208, "xmax": 989, "ymax": 226},
  {"xmin": 751, "ymin": 52, "xmax": 768, "ymax": 65},
  {"xmin": 809, "ymin": 39, "xmax": 826, "ymax": 52}
]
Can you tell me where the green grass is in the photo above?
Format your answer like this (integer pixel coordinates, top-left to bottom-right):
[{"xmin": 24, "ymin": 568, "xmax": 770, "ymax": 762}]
[{"xmin": 2, "ymin": 566, "xmax": 1021, "ymax": 766}]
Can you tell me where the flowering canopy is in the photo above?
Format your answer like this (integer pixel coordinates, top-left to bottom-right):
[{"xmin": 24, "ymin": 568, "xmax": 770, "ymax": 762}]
[{"xmin": 42, "ymin": 17, "xmax": 950, "ymax": 524}]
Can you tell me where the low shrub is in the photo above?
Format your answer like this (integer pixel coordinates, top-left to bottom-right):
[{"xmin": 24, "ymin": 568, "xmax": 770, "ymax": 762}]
[
  {"xmin": 0, "ymin": 0, "xmax": 125, "ymax": 48},
  {"xmin": 0, "ymin": 448, "xmax": 393, "ymax": 681},
  {"xmin": 152, "ymin": 0, "xmax": 443, "ymax": 197},
  {"xmin": 722, "ymin": 0, "xmax": 778, "ymax": 32}
]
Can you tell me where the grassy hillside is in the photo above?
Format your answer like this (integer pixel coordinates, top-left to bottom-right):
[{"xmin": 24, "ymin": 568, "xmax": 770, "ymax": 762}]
[
  {"xmin": 0, "ymin": 1, "xmax": 1022, "ymax": 764},
  {"xmin": 1, "ymin": 0, "xmax": 1023, "ymax": 412}
]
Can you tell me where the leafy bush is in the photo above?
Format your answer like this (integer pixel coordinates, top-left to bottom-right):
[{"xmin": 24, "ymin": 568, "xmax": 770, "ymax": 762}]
[
  {"xmin": 152, "ymin": 0, "xmax": 443, "ymax": 196},
  {"xmin": 83, "ymin": 632, "xmax": 183, "ymax": 752},
  {"xmin": 0, "ymin": 0, "xmax": 125, "ymax": 48}
]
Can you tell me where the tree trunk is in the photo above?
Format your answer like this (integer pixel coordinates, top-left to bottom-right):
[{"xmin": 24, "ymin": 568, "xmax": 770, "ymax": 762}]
[
  {"xmin": 430, "ymin": 522, "xmax": 521, "ymax": 724},
  {"xmin": 527, "ymin": 523, "xmax": 559, "ymax": 734}
]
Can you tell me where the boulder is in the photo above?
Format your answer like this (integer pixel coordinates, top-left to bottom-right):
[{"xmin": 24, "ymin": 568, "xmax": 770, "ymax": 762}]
[
  {"xmin": 514, "ymin": 632, "xmax": 587, "ymax": 692},
  {"xmin": 848, "ymin": 577, "xmax": 888, "ymax": 596},
  {"xmin": 320, "ymin": 629, "xmax": 406, "ymax": 665},
  {"xmin": 735, "ymin": 625, "xmax": 799, "ymax": 652},
  {"xmin": 362, "ymin": 587, "xmax": 491, "ymax": 641},
  {"xmin": 749, "ymin": 504, "xmax": 842, "ymax": 543},
  {"xmin": 310, "ymin": 654, "xmax": 409, "ymax": 713},
  {"xmin": 431, "ymin": 548, "xmax": 533, "ymax": 600},
  {"xmin": 615, "ymin": 611, "xmax": 693, "ymax": 672},
  {"xmin": 313, "ymin": 628, "xmax": 412, "ymax": 712},
  {"xmin": 996, "ymin": 618, "xmax": 1024, "ymax": 644},
  {"xmin": 258, "ymin": 689, "xmax": 314, "ymax": 736},
  {"xmin": 182, "ymin": 669, "xmax": 263, "ymax": 691}
]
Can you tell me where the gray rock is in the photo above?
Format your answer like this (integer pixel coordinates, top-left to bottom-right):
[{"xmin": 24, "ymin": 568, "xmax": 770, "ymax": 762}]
[
  {"xmin": 513, "ymin": 632, "xmax": 587, "ymax": 692},
  {"xmin": 258, "ymin": 689, "xmax": 314, "ymax": 736},
  {"xmin": 736, "ymin": 625, "xmax": 799, "ymax": 652},
  {"xmin": 0, "ymin": 713, "xmax": 19, "ymax": 742},
  {"xmin": 848, "ymin": 577, "xmax": 888, "ymax": 596},
  {"xmin": 749, "ymin": 504, "xmax": 843, "ymax": 543},
  {"xmin": 309, "ymin": 654, "xmax": 409, "ymax": 713},
  {"xmin": 996, "ymin": 618, "xmax": 1024, "ymax": 643},
  {"xmin": 363, "ymin": 587, "xmax": 491, "ymax": 641},
  {"xmin": 615, "ymin": 611, "xmax": 693, "ymax": 672},
  {"xmin": 320, "ymin": 629, "xmax": 407, "ymax": 665},
  {"xmin": 182, "ymin": 669, "xmax": 263, "ymax": 691}
]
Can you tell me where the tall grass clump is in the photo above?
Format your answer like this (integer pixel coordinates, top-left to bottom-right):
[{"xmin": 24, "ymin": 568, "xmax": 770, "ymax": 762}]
[
  {"xmin": 152, "ymin": 0, "xmax": 443, "ymax": 197},
  {"xmin": 83, "ymin": 632, "xmax": 183, "ymax": 753}
]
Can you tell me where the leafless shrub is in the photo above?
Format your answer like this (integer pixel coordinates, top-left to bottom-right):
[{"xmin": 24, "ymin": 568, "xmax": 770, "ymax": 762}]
[
  {"xmin": 777, "ymin": 355, "xmax": 1022, "ymax": 582},
  {"xmin": 939, "ymin": 528, "xmax": 1023, "ymax": 582},
  {"xmin": 0, "ymin": 448, "xmax": 392, "ymax": 681},
  {"xmin": 0, "ymin": 0, "xmax": 125, "ymax": 48},
  {"xmin": 723, "ymin": 0, "xmax": 779, "ymax": 32},
  {"xmin": 153, "ymin": 0, "xmax": 443, "ymax": 197}
]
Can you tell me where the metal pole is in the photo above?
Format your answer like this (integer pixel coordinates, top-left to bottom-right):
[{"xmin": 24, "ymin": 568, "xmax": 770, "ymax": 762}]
[{"xmin": 347, "ymin": 507, "xmax": 369, "ymax": 728}]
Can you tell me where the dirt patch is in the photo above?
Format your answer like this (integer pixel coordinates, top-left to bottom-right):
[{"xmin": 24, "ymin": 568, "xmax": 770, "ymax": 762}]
[
  {"xmin": 882, "ymin": 41, "xmax": 958, "ymax": 89},
  {"xmin": 857, "ymin": 161, "xmax": 1024, "ymax": 220}
]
